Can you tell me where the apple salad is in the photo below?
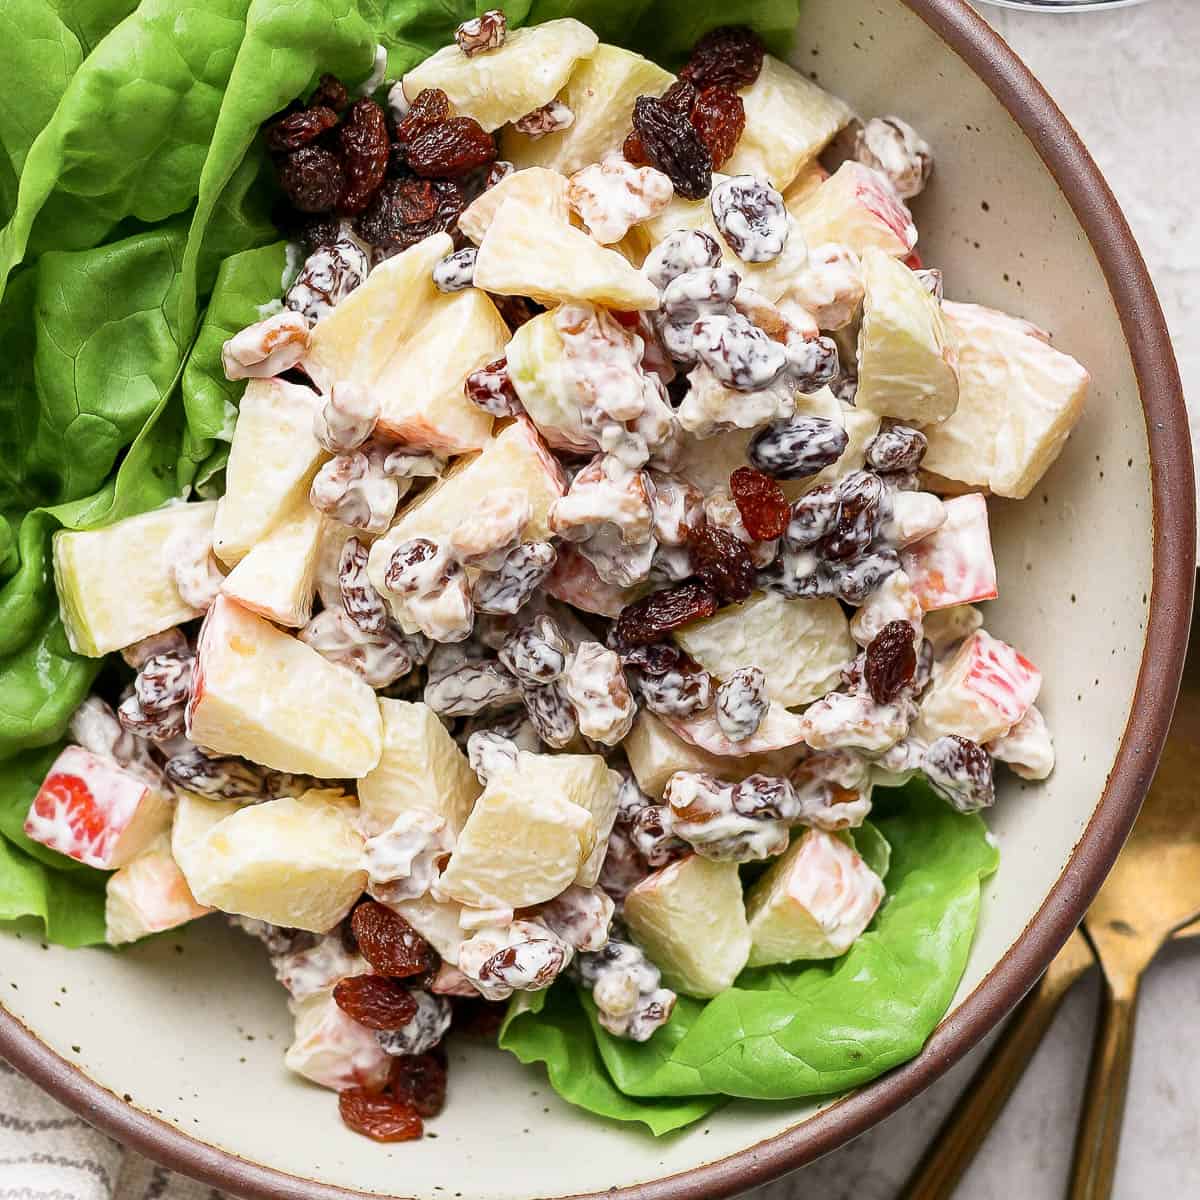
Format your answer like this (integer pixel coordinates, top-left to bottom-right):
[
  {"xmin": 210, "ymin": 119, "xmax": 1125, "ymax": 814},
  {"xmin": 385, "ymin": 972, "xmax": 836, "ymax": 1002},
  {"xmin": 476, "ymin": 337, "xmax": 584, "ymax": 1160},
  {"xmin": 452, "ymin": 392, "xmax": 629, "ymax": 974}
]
[{"xmin": 27, "ymin": 15, "xmax": 1087, "ymax": 1142}]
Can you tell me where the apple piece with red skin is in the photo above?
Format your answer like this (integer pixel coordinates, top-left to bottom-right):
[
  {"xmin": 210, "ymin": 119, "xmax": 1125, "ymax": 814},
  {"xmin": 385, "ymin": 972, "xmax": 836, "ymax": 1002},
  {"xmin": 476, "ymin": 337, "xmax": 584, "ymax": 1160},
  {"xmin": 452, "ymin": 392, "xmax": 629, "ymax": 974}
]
[
  {"xmin": 284, "ymin": 991, "xmax": 392, "ymax": 1093},
  {"xmin": 793, "ymin": 161, "xmax": 917, "ymax": 259},
  {"xmin": 661, "ymin": 702, "xmax": 809, "ymax": 757},
  {"xmin": 25, "ymin": 746, "xmax": 170, "ymax": 870},
  {"xmin": 545, "ymin": 544, "xmax": 640, "ymax": 618},
  {"xmin": 105, "ymin": 838, "xmax": 210, "ymax": 945},
  {"xmin": 187, "ymin": 595, "xmax": 382, "ymax": 779},
  {"xmin": 901, "ymin": 493, "xmax": 999, "ymax": 612},
  {"xmin": 916, "ymin": 629, "xmax": 1042, "ymax": 745}
]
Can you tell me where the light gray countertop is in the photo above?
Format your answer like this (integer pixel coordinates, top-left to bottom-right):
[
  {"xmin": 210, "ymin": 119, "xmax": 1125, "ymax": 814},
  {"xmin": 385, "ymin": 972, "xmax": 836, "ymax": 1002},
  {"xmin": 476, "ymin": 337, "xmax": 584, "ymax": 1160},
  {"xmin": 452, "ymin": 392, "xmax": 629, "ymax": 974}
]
[{"xmin": 758, "ymin": 4, "xmax": 1199, "ymax": 1196}]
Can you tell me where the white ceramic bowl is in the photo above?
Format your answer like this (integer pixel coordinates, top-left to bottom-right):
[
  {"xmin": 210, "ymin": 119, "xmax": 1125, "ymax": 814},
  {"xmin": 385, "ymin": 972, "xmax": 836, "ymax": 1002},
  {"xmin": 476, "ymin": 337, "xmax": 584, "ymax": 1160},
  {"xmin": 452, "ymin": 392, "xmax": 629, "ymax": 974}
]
[{"xmin": 0, "ymin": 1, "xmax": 1193, "ymax": 1196}]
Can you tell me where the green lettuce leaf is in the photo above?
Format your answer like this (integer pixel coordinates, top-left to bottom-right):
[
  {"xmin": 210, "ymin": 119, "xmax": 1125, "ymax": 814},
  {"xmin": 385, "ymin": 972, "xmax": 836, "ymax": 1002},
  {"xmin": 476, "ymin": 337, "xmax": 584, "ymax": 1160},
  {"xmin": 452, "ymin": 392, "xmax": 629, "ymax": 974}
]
[
  {"xmin": 0, "ymin": 835, "xmax": 107, "ymax": 947},
  {"xmin": 501, "ymin": 784, "xmax": 997, "ymax": 1128}
]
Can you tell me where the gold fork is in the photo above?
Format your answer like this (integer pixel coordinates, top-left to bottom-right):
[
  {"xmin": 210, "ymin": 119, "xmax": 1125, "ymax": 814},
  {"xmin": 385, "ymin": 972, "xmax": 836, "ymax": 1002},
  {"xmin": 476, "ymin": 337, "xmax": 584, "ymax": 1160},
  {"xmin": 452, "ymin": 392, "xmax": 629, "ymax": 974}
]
[{"xmin": 900, "ymin": 606, "xmax": 1200, "ymax": 1200}]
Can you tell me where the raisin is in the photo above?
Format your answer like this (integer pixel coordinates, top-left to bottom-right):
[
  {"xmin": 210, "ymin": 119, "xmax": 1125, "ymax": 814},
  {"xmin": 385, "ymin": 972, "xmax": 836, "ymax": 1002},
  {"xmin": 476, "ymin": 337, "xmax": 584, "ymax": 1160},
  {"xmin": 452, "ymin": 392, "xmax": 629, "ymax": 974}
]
[
  {"xmin": 660, "ymin": 79, "xmax": 698, "ymax": 114},
  {"xmin": 680, "ymin": 26, "xmax": 765, "ymax": 91},
  {"xmin": 865, "ymin": 423, "xmax": 928, "ymax": 473},
  {"xmin": 729, "ymin": 467, "xmax": 789, "ymax": 540},
  {"xmin": 748, "ymin": 415, "xmax": 849, "ymax": 480},
  {"xmin": 715, "ymin": 667, "xmax": 768, "ymax": 740},
  {"xmin": 924, "ymin": 735, "xmax": 996, "ymax": 813},
  {"xmin": 264, "ymin": 105, "xmax": 339, "ymax": 153},
  {"xmin": 631, "ymin": 96, "xmax": 712, "ymax": 201},
  {"xmin": 455, "ymin": 10, "xmax": 507, "ymax": 56},
  {"xmin": 619, "ymin": 641, "xmax": 686, "ymax": 673},
  {"xmin": 464, "ymin": 357, "xmax": 522, "ymax": 418},
  {"xmin": 710, "ymin": 175, "xmax": 788, "ymax": 263},
  {"xmin": 355, "ymin": 177, "xmax": 465, "ymax": 252},
  {"xmin": 278, "ymin": 146, "xmax": 344, "ymax": 213},
  {"xmin": 634, "ymin": 663, "xmax": 714, "ymax": 719},
  {"xmin": 407, "ymin": 117, "xmax": 497, "ymax": 178},
  {"xmin": 333, "ymin": 975, "xmax": 420, "ymax": 1030},
  {"xmin": 337, "ymin": 99, "xmax": 389, "ymax": 214},
  {"xmin": 865, "ymin": 620, "xmax": 917, "ymax": 704},
  {"xmin": 339, "ymin": 1088, "xmax": 423, "ymax": 1142},
  {"xmin": 389, "ymin": 1052, "xmax": 447, "ymax": 1118},
  {"xmin": 612, "ymin": 582, "xmax": 719, "ymax": 650},
  {"xmin": 296, "ymin": 215, "xmax": 342, "ymax": 254},
  {"xmin": 689, "ymin": 86, "xmax": 745, "ymax": 170},
  {"xmin": 688, "ymin": 524, "xmax": 756, "ymax": 602},
  {"xmin": 622, "ymin": 130, "xmax": 648, "ymax": 165},
  {"xmin": 394, "ymin": 88, "xmax": 451, "ymax": 154},
  {"xmin": 450, "ymin": 996, "xmax": 506, "ymax": 1039},
  {"xmin": 786, "ymin": 485, "xmax": 840, "ymax": 547},
  {"xmin": 351, "ymin": 901, "xmax": 438, "ymax": 977},
  {"xmin": 310, "ymin": 73, "xmax": 349, "ymax": 112},
  {"xmin": 830, "ymin": 546, "xmax": 900, "ymax": 603},
  {"xmin": 821, "ymin": 471, "xmax": 886, "ymax": 562}
]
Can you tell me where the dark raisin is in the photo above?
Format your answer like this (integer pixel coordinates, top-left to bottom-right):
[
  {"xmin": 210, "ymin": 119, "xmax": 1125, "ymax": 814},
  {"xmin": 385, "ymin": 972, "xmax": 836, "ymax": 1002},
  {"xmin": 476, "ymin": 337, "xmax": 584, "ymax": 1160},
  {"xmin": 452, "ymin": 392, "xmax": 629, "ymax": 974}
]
[
  {"xmin": 333, "ymin": 975, "xmax": 420, "ymax": 1030},
  {"xmin": 758, "ymin": 548, "xmax": 836, "ymax": 599},
  {"xmin": 337, "ymin": 99, "xmax": 389, "ymax": 214},
  {"xmin": 450, "ymin": 996, "xmax": 506, "ymax": 1039},
  {"xmin": 619, "ymin": 642, "xmax": 686, "ymax": 674},
  {"xmin": 278, "ymin": 146, "xmax": 344, "ymax": 213},
  {"xmin": 339, "ymin": 1088, "xmax": 423, "ymax": 1142},
  {"xmin": 730, "ymin": 773, "xmax": 799, "ymax": 820},
  {"xmin": 394, "ymin": 88, "xmax": 451, "ymax": 156},
  {"xmin": 865, "ymin": 423, "xmax": 929, "ymax": 473},
  {"xmin": 865, "ymin": 620, "xmax": 917, "ymax": 704},
  {"xmin": 464, "ymin": 357, "xmax": 522, "ymax": 418},
  {"xmin": 680, "ymin": 26, "xmax": 765, "ymax": 91},
  {"xmin": 785, "ymin": 485, "xmax": 840, "ymax": 547},
  {"xmin": 264, "ymin": 105, "xmax": 339, "ymax": 153},
  {"xmin": 355, "ymin": 177, "xmax": 465, "ymax": 252},
  {"xmin": 351, "ymin": 901, "xmax": 438, "ymax": 978},
  {"xmin": 622, "ymin": 130, "xmax": 649, "ymax": 165},
  {"xmin": 296, "ymin": 215, "xmax": 342, "ymax": 254},
  {"xmin": 612, "ymin": 582, "xmax": 719, "ymax": 650},
  {"xmin": 730, "ymin": 467, "xmax": 789, "ymax": 540},
  {"xmin": 688, "ymin": 524, "xmax": 756, "ymax": 602},
  {"xmin": 631, "ymin": 95, "xmax": 712, "ymax": 201},
  {"xmin": 829, "ymin": 546, "xmax": 900, "ymax": 603},
  {"xmin": 310, "ymin": 73, "xmax": 349, "ymax": 112},
  {"xmin": 633, "ymin": 663, "xmax": 714, "ymax": 719},
  {"xmin": 689, "ymin": 86, "xmax": 745, "ymax": 170},
  {"xmin": 407, "ymin": 117, "xmax": 497, "ymax": 179},
  {"xmin": 389, "ymin": 1052, "xmax": 447, "ymax": 1118},
  {"xmin": 660, "ymin": 78, "xmax": 698, "ymax": 114},
  {"xmin": 821, "ymin": 471, "xmax": 886, "ymax": 562},
  {"xmin": 748, "ymin": 415, "xmax": 849, "ymax": 480},
  {"xmin": 924, "ymin": 736, "xmax": 996, "ymax": 813}
]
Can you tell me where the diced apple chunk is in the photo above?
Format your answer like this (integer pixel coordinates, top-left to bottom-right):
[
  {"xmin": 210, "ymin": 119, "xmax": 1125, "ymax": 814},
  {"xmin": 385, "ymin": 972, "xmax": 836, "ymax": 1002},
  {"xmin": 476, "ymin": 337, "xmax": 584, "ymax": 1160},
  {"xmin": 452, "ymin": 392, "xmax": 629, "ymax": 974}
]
[
  {"xmin": 745, "ymin": 828, "xmax": 884, "ymax": 966},
  {"xmin": 624, "ymin": 855, "xmax": 750, "ymax": 998},
  {"xmin": 922, "ymin": 302, "xmax": 1090, "ymax": 499},
  {"xmin": 988, "ymin": 703, "xmax": 1055, "ymax": 780},
  {"xmin": 916, "ymin": 629, "xmax": 1041, "ymax": 745},
  {"xmin": 623, "ymin": 711, "xmax": 805, "ymax": 798},
  {"xmin": 675, "ymin": 591, "xmax": 853, "ymax": 707},
  {"xmin": 474, "ymin": 198, "xmax": 659, "ymax": 311},
  {"xmin": 305, "ymin": 233, "xmax": 451, "ymax": 394},
  {"xmin": 105, "ymin": 838, "xmax": 210, "ymax": 945},
  {"xmin": 285, "ymin": 991, "xmax": 391, "ymax": 1093},
  {"xmin": 459, "ymin": 167, "xmax": 570, "ymax": 245},
  {"xmin": 923, "ymin": 603, "xmax": 983, "ymax": 654},
  {"xmin": 662, "ymin": 702, "xmax": 809, "ymax": 757},
  {"xmin": 176, "ymin": 788, "xmax": 366, "ymax": 933},
  {"xmin": 53, "ymin": 501, "xmax": 218, "ymax": 657},
  {"xmin": 401, "ymin": 19, "xmax": 598, "ymax": 133},
  {"xmin": 792, "ymin": 162, "xmax": 917, "ymax": 259},
  {"xmin": 391, "ymin": 893, "xmax": 467, "ymax": 962},
  {"xmin": 901, "ymin": 493, "xmax": 998, "ymax": 612},
  {"xmin": 219, "ymin": 499, "xmax": 323, "ymax": 627},
  {"xmin": 373, "ymin": 287, "xmax": 507, "ymax": 452},
  {"xmin": 855, "ymin": 248, "xmax": 959, "ymax": 425},
  {"xmin": 367, "ymin": 419, "xmax": 565, "ymax": 602},
  {"xmin": 213, "ymin": 379, "xmax": 324, "ymax": 567},
  {"xmin": 723, "ymin": 56, "xmax": 853, "ymax": 189},
  {"xmin": 358, "ymin": 699, "xmax": 480, "ymax": 837},
  {"xmin": 25, "ymin": 746, "xmax": 170, "ymax": 870},
  {"xmin": 499, "ymin": 44, "xmax": 674, "ymax": 174},
  {"xmin": 187, "ymin": 595, "xmax": 382, "ymax": 778},
  {"xmin": 503, "ymin": 750, "xmax": 622, "ymax": 887},
  {"xmin": 782, "ymin": 160, "xmax": 829, "ymax": 209},
  {"xmin": 436, "ymin": 764, "xmax": 596, "ymax": 908}
]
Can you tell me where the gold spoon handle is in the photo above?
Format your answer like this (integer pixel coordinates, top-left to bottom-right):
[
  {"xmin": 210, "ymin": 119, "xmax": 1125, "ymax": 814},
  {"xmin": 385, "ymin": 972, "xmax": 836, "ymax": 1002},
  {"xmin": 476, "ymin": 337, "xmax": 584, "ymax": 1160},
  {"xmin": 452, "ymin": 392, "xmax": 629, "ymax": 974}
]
[
  {"xmin": 1067, "ymin": 973, "xmax": 1143, "ymax": 1200},
  {"xmin": 898, "ymin": 929, "xmax": 1094, "ymax": 1200}
]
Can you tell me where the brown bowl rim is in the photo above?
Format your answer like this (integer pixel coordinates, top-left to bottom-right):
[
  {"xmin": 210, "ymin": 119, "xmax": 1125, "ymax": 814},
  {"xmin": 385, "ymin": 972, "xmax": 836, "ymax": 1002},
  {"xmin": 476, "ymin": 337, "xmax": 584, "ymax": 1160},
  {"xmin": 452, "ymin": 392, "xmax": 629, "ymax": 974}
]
[{"xmin": 0, "ymin": 1, "xmax": 1194, "ymax": 1197}]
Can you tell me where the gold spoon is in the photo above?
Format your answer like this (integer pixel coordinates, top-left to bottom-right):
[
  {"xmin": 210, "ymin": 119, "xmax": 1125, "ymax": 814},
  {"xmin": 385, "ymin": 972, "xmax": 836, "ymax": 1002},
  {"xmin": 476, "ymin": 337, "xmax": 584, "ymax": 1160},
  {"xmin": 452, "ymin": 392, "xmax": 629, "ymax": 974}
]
[
  {"xmin": 1067, "ymin": 614, "xmax": 1200, "ymax": 1200},
  {"xmin": 900, "ymin": 608, "xmax": 1200, "ymax": 1200}
]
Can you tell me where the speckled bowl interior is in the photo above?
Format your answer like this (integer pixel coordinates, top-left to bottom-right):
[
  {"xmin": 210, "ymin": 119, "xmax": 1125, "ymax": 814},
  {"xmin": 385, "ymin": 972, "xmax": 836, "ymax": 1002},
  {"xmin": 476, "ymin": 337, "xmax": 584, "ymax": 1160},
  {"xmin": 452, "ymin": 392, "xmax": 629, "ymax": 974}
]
[{"xmin": 0, "ymin": 1, "xmax": 1191, "ymax": 1197}]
